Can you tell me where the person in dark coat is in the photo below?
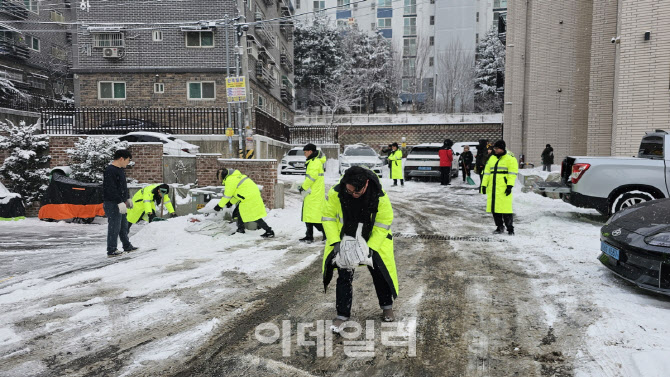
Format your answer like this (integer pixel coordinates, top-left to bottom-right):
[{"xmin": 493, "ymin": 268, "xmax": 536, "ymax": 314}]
[
  {"xmin": 475, "ymin": 139, "xmax": 490, "ymax": 187},
  {"xmin": 438, "ymin": 139, "xmax": 453, "ymax": 186},
  {"xmin": 460, "ymin": 145, "xmax": 474, "ymax": 182},
  {"xmin": 102, "ymin": 149, "xmax": 136, "ymax": 257},
  {"xmin": 541, "ymin": 144, "xmax": 554, "ymax": 171}
]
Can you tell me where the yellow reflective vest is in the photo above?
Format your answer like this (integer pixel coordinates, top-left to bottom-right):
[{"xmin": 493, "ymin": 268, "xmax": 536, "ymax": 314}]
[
  {"xmin": 317, "ymin": 150, "xmax": 327, "ymax": 167},
  {"xmin": 321, "ymin": 184, "xmax": 398, "ymax": 297},
  {"xmin": 481, "ymin": 151, "xmax": 518, "ymax": 214},
  {"xmin": 301, "ymin": 156, "xmax": 325, "ymax": 224},
  {"xmin": 217, "ymin": 170, "xmax": 267, "ymax": 222},
  {"xmin": 388, "ymin": 149, "xmax": 403, "ymax": 179},
  {"xmin": 127, "ymin": 184, "xmax": 175, "ymax": 224}
]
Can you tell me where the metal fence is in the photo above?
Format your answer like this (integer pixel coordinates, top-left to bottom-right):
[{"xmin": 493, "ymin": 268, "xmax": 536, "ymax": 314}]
[
  {"xmin": 288, "ymin": 125, "xmax": 338, "ymax": 144},
  {"xmin": 253, "ymin": 108, "xmax": 290, "ymax": 142},
  {"xmin": 1, "ymin": 90, "xmax": 73, "ymax": 113}
]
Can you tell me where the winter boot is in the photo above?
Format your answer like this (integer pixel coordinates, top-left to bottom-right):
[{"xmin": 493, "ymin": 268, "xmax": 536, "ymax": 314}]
[
  {"xmin": 107, "ymin": 250, "xmax": 124, "ymax": 257},
  {"xmin": 231, "ymin": 228, "xmax": 246, "ymax": 235},
  {"xmin": 508, "ymin": 230, "xmax": 515, "ymax": 236},
  {"xmin": 383, "ymin": 308, "xmax": 395, "ymax": 322},
  {"xmin": 493, "ymin": 227, "xmax": 505, "ymax": 234},
  {"xmin": 261, "ymin": 230, "xmax": 275, "ymax": 238},
  {"xmin": 299, "ymin": 236, "xmax": 314, "ymax": 243},
  {"xmin": 124, "ymin": 245, "xmax": 139, "ymax": 252}
]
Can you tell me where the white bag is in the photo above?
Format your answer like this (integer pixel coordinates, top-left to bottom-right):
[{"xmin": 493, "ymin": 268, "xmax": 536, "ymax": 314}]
[{"xmin": 334, "ymin": 223, "xmax": 373, "ymax": 269}]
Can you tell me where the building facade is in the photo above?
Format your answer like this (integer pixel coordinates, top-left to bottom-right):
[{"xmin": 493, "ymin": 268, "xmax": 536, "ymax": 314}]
[
  {"xmin": 505, "ymin": 0, "xmax": 670, "ymax": 163},
  {"xmin": 0, "ymin": 0, "xmax": 75, "ymax": 111},
  {"xmin": 73, "ymin": 0, "xmax": 294, "ymax": 128}
]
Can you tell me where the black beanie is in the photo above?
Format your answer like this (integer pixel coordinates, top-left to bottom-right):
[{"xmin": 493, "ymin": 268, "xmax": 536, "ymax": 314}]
[
  {"xmin": 303, "ymin": 143, "xmax": 317, "ymax": 152},
  {"xmin": 493, "ymin": 140, "xmax": 506, "ymax": 150},
  {"xmin": 391, "ymin": 142, "xmax": 399, "ymax": 148}
]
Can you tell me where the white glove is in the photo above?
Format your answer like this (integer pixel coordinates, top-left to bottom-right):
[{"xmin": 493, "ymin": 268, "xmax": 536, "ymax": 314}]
[
  {"xmin": 300, "ymin": 189, "xmax": 310, "ymax": 198},
  {"xmin": 118, "ymin": 202, "xmax": 127, "ymax": 214},
  {"xmin": 126, "ymin": 200, "xmax": 134, "ymax": 209}
]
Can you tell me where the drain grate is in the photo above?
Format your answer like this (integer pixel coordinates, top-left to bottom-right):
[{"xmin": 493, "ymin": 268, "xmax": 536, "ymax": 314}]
[{"xmin": 394, "ymin": 233, "xmax": 507, "ymax": 243}]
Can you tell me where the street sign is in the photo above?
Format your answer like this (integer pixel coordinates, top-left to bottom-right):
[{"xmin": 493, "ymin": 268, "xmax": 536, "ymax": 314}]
[
  {"xmin": 226, "ymin": 76, "xmax": 247, "ymax": 103},
  {"xmin": 225, "ymin": 128, "xmax": 234, "ymax": 137}
]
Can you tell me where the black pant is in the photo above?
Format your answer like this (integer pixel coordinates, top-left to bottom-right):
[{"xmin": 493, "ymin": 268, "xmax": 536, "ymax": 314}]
[
  {"xmin": 493, "ymin": 213, "xmax": 514, "ymax": 232},
  {"xmin": 393, "ymin": 179, "xmax": 404, "ymax": 186},
  {"xmin": 336, "ymin": 255, "xmax": 394, "ymax": 319},
  {"xmin": 440, "ymin": 167, "xmax": 451, "ymax": 185},
  {"xmin": 462, "ymin": 166, "xmax": 471, "ymax": 182},
  {"xmin": 543, "ymin": 164, "xmax": 552, "ymax": 172},
  {"xmin": 233, "ymin": 205, "xmax": 271, "ymax": 232},
  {"xmin": 305, "ymin": 222, "xmax": 325, "ymax": 238},
  {"xmin": 478, "ymin": 172, "xmax": 484, "ymax": 189}
]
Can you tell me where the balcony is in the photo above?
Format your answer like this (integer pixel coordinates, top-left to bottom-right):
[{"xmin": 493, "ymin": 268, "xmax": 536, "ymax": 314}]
[
  {"xmin": 280, "ymin": 53, "xmax": 293, "ymax": 72},
  {"xmin": 256, "ymin": 62, "xmax": 275, "ymax": 88},
  {"xmin": 281, "ymin": 86, "xmax": 293, "ymax": 105},
  {"xmin": 0, "ymin": 38, "xmax": 29, "ymax": 60},
  {"xmin": 0, "ymin": 0, "xmax": 28, "ymax": 19},
  {"xmin": 254, "ymin": 22, "xmax": 274, "ymax": 47},
  {"xmin": 280, "ymin": 20, "xmax": 293, "ymax": 41}
]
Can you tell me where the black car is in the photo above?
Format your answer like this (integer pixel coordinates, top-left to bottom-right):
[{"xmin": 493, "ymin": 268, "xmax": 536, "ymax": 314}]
[
  {"xmin": 89, "ymin": 118, "xmax": 172, "ymax": 135},
  {"xmin": 599, "ymin": 198, "xmax": 670, "ymax": 294}
]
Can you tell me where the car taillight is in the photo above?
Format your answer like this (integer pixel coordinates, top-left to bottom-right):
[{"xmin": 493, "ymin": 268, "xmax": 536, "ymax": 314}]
[{"xmin": 570, "ymin": 163, "xmax": 590, "ymax": 184}]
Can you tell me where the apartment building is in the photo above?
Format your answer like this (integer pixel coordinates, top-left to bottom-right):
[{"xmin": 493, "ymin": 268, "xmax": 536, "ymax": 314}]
[
  {"xmin": 504, "ymin": 0, "xmax": 670, "ymax": 163},
  {"xmin": 0, "ymin": 0, "xmax": 74, "ymax": 110},
  {"xmin": 73, "ymin": 0, "xmax": 294, "ymax": 126}
]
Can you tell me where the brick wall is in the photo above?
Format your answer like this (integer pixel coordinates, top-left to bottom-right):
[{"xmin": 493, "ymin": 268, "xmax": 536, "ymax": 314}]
[
  {"xmin": 49, "ymin": 135, "xmax": 84, "ymax": 167},
  {"xmin": 218, "ymin": 158, "xmax": 278, "ymax": 210},
  {"xmin": 337, "ymin": 123, "xmax": 503, "ymax": 152},
  {"xmin": 126, "ymin": 143, "xmax": 163, "ymax": 183},
  {"xmin": 196, "ymin": 153, "xmax": 223, "ymax": 186}
]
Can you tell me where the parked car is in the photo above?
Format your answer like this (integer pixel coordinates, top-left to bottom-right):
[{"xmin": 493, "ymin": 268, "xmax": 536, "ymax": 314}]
[
  {"xmin": 403, "ymin": 143, "xmax": 441, "ymax": 181},
  {"xmin": 535, "ymin": 130, "xmax": 670, "ymax": 215},
  {"xmin": 339, "ymin": 143, "xmax": 384, "ymax": 177},
  {"xmin": 90, "ymin": 118, "xmax": 172, "ymax": 135},
  {"xmin": 280, "ymin": 146, "xmax": 325, "ymax": 174},
  {"xmin": 451, "ymin": 141, "xmax": 479, "ymax": 178},
  {"xmin": 43, "ymin": 116, "xmax": 77, "ymax": 134},
  {"xmin": 599, "ymin": 198, "xmax": 670, "ymax": 295},
  {"xmin": 118, "ymin": 132, "xmax": 199, "ymax": 155}
]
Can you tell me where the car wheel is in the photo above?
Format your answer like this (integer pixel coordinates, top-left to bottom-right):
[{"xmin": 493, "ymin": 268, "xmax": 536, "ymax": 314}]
[{"xmin": 611, "ymin": 191, "xmax": 656, "ymax": 214}]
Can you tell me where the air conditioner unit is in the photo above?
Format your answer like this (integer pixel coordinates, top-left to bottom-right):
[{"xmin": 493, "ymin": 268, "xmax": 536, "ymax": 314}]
[{"xmin": 103, "ymin": 48, "xmax": 119, "ymax": 58}]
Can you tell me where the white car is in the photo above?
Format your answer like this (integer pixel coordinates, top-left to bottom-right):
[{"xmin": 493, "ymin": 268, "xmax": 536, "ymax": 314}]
[
  {"xmin": 451, "ymin": 141, "xmax": 479, "ymax": 178},
  {"xmin": 280, "ymin": 146, "xmax": 324, "ymax": 174},
  {"xmin": 403, "ymin": 143, "xmax": 441, "ymax": 181},
  {"xmin": 339, "ymin": 143, "xmax": 384, "ymax": 177},
  {"xmin": 118, "ymin": 132, "xmax": 200, "ymax": 156}
]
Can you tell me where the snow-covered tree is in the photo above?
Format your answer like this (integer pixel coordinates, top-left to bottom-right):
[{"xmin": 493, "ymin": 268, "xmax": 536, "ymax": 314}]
[
  {"xmin": 437, "ymin": 39, "xmax": 475, "ymax": 113},
  {"xmin": 0, "ymin": 121, "xmax": 50, "ymax": 205},
  {"xmin": 67, "ymin": 137, "xmax": 129, "ymax": 183},
  {"xmin": 474, "ymin": 26, "xmax": 505, "ymax": 113}
]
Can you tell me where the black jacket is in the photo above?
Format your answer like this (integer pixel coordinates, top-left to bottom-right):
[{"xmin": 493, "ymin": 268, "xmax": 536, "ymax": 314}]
[
  {"xmin": 541, "ymin": 147, "xmax": 554, "ymax": 165},
  {"xmin": 460, "ymin": 151, "xmax": 474, "ymax": 168},
  {"xmin": 102, "ymin": 164, "xmax": 129, "ymax": 203}
]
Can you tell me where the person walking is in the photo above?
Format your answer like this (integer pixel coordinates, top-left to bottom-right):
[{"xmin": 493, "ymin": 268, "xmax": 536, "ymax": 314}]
[
  {"xmin": 541, "ymin": 144, "xmax": 554, "ymax": 172},
  {"xmin": 460, "ymin": 145, "xmax": 474, "ymax": 183},
  {"xmin": 475, "ymin": 139, "xmax": 490, "ymax": 187},
  {"xmin": 213, "ymin": 168, "xmax": 275, "ymax": 238},
  {"xmin": 102, "ymin": 149, "xmax": 136, "ymax": 257},
  {"xmin": 481, "ymin": 140, "xmax": 518, "ymax": 235},
  {"xmin": 299, "ymin": 143, "xmax": 326, "ymax": 243},
  {"xmin": 388, "ymin": 142, "xmax": 404, "ymax": 186},
  {"xmin": 126, "ymin": 183, "xmax": 176, "ymax": 226},
  {"xmin": 321, "ymin": 166, "xmax": 398, "ymax": 332},
  {"xmin": 438, "ymin": 139, "xmax": 454, "ymax": 185}
]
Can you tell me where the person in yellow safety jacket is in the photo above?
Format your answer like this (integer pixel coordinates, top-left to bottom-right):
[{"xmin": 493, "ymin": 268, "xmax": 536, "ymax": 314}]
[
  {"xmin": 481, "ymin": 139, "xmax": 518, "ymax": 235},
  {"xmin": 127, "ymin": 183, "xmax": 176, "ymax": 226},
  {"xmin": 298, "ymin": 143, "xmax": 326, "ymax": 243},
  {"xmin": 321, "ymin": 166, "xmax": 398, "ymax": 332},
  {"xmin": 388, "ymin": 142, "xmax": 404, "ymax": 186},
  {"xmin": 213, "ymin": 168, "xmax": 275, "ymax": 238}
]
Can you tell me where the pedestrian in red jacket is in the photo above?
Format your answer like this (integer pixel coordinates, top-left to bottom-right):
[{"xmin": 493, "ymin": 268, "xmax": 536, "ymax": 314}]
[{"xmin": 438, "ymin": 139, "xmax": 453, "ymax": 186}]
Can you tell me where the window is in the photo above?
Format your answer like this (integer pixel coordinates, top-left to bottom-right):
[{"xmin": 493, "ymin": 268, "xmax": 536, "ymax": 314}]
[
  {"xmin": 404, "ymin": 17, "xmax": 416, "ymax": 36},
  {"xmin": 26, "ymin": 35, "xmax": 39, "ymax": 51},
  {"xmin": 476, "ymin": 12, "xmax": 480, "ymax": 22},
  {"xmin": 337, "ymin": 0, "xmax": 350, "ymax": 9},
  {"xmin": 372, "ymin": 22, "xmax": 376, "ymax": 29},
  {"xmin": 154, "ymin": 83, "xmax": 164, "ymax": 93},
  {"xmin": 404, "ymin": 0, "xmax": 416, "ymax": 15},
  {"xmin": 430, "ymin": 16, "xmax": 434, "ymax": 25},
  {"xmin": 638, "ymin": 136, "xmax": 664, "ymax": 159},
  {"xmin": 186, "ymin": 31, "xmax": 214, "ymax": 47},
  {"xmin": 98, "ymin": 82, "xmax": 126, "ymax": 100},
  {"xmin": 429, "ymin": 57, "xmax": 434, "ymax": 66},
  {"xmin": 378, "ymin": 0, "xmax": 392, "ymax": 7},
  {"xmin": 257, "ymin": 94, "xmax": 265, "ymax": 110},
  {"xmin": 402, "ymin": 58, "xmax": 416, "ymax": 77},
  {"xmin": 476, "ymin": 33, "xmax": 479, "ymax": 44},
  {"xmin": 28, "ymin": 77, "xmax": 46, "ymax": 90},
  {"xmin": 378, "ymin": 18, "xmax": 392, "ymax": 28},
  {"xmin": 23, "ymin": 0, "xmax": 38, "ymax": 13},
  {"xmin": 403, "ymin": 38, "xmax": 416, "ymax": 56},
  {"xmin": 429, "ymin": 36, "xmax": 434, "ymax": 46},
  {"xmin": 313, "ymin": 0, "xmax": 325, "ymax": 10},
  {"xmin": 152, "ymin": 30, "xmax": 163, "ymax": 41},
  {"xmin": 93, "ymin": 33, "xmax": 124, "ymax": 48},
  {"xmin": 337, "ymin": 20, "xmax": 347, "ymax": 28},
  {"xmin": 402, "ymin": 79, "xmax": 412, "ymax": 92},
  {"xmin": 188, "ymin": 82, "xmax": 215, "ymax": 100},
  {"xmin": 296, "ymin": 0, "xmax": 300, "ymax": 8}
]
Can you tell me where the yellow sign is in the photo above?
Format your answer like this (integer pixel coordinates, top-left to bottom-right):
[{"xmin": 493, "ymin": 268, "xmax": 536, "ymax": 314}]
[
  {"xmin": 401, "ymin": 142, "xmax": 406, "ymax": 148},
  {"xmin": 196, "ymin": 204, "xmax": 205, "ymax": 210},
  {"xmin": 226, "ymin": 76, "xmax": 247, "ymax": 103},
  {"xmin": 225, "ymin": 128, "xmax": 234, "ymax": 137}
]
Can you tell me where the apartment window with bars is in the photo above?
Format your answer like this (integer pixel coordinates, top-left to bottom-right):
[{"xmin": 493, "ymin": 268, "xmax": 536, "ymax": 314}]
[
  {"xmin": 186, "ymin": 31, "xmax": 214, "ymax": 47},
  {"xmin": 188, "ymin": 82, "xmax": 216, "ymax": 100},
  {"xmin": 93, "ymin": 33, "xmax": 124, "ymax": 48},
  {"xmin": 404, "ymin": 0, "xmax": 416, "ymax": 15},
  {"xmin": 403, "ymin": 38, "xmax": 416, "ymax": 56},
  {"xmin": 404, "ymin": 18, "xmax": 416, "ymax": 36}
]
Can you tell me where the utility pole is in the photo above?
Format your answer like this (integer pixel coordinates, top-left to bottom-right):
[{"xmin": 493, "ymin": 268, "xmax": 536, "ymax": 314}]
[
  {"xmin": 234, "ymin": 20, "xmax": 248, "ymax": 157},
  {"xmin": 224, "ymin": 15, "xmax": 233, "ymax": 158}
]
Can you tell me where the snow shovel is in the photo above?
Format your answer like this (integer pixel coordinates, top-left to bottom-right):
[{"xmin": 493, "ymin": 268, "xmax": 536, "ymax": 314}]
[{"xmin": 466, "ymin": 176, "xmax": 476, "ymax": 185}]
